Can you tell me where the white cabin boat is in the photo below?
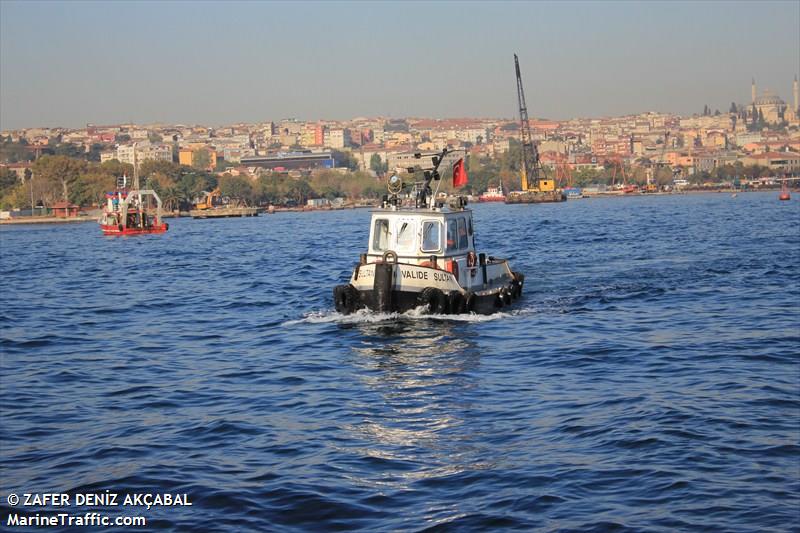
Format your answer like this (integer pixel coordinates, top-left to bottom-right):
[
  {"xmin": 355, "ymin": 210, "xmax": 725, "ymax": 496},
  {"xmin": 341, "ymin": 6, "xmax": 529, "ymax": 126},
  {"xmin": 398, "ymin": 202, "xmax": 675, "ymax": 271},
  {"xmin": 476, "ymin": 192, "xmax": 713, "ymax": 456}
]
[{"xmin": 333, "ymin": 148, "xmax": 524, "ymax": 315}]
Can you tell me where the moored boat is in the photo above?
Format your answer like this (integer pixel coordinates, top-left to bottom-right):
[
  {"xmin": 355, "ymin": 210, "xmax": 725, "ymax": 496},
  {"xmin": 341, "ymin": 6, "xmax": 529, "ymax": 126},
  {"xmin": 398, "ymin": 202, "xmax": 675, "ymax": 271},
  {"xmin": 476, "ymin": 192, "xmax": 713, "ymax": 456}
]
[
  {"xmin": 333, "ymin": 148, "xmax": 524, "ymax": 315},
  {"xmin": 478, "ymin": 183, "xmax": 506, "ymax": 202}
]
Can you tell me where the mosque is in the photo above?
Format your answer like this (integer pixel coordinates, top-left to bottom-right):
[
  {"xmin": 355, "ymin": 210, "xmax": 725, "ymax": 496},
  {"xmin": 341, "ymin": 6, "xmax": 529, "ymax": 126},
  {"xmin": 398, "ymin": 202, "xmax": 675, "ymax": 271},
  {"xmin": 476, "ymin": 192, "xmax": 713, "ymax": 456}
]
[{"xmin": 750, "ymin": 77, "xmax": 799, "ymax": 124}]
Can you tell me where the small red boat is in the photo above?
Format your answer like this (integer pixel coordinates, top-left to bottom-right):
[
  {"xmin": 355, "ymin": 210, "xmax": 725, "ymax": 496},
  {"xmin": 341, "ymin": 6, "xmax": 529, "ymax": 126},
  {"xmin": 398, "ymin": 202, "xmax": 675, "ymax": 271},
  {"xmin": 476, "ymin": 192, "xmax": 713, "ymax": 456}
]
[
  {"xmin": 478, "ymin": 183, "xmax": 506, "ymax": 202},
  {"xmin": 99, "ymin": 176, "xmax": 168, "ymax": 236},
  {"xmin": 778, "ymin": 182, "xmax": 790, "ymax": 201}
]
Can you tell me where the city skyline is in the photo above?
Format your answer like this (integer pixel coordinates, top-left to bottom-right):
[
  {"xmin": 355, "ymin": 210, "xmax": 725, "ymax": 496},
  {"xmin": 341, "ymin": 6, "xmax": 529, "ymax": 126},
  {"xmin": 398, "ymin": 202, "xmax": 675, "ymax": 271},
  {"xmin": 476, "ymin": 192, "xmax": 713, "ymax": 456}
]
[{"xmin": 1, "ymin": 0, "xmax": 798, "ymax": 130}]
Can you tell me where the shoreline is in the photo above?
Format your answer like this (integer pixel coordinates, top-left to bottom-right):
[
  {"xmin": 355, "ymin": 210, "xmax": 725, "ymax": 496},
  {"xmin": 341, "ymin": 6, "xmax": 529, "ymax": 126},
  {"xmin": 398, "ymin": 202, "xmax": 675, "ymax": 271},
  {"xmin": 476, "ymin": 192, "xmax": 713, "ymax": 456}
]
[{"xmin": 1, "ymin": 190, "xmax": 792, "ymax": 226}]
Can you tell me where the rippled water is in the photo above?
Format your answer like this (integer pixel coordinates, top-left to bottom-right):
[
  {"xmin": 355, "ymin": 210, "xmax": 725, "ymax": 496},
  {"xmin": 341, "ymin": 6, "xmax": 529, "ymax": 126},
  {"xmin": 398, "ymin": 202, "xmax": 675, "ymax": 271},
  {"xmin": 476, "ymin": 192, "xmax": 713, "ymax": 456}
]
[{"xmin": 2, "ymin": 192, "xmax": 798, "ymax": 532}]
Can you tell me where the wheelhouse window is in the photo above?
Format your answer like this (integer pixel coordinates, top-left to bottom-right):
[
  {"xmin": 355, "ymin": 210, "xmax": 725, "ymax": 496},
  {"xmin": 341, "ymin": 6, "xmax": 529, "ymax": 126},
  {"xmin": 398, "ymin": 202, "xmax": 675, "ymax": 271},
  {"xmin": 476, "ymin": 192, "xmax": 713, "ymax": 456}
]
[
  {"xmin": 458, "ymin": 217, "xmax": 468, "ymax": 249},
  {"xmin": 372, "ymin": 219, "xmax": 390, "ymax": 252},
  {"xmin": 396, "ymin": 220, "xmax": 416, "ymax": 251},
  {"xmin": 446, "ymin": 219, "xmax": 458, "ymax": 252},
  {"xmin": 421, "ymin": 221, "xmax": 441, "ymax": 252}
]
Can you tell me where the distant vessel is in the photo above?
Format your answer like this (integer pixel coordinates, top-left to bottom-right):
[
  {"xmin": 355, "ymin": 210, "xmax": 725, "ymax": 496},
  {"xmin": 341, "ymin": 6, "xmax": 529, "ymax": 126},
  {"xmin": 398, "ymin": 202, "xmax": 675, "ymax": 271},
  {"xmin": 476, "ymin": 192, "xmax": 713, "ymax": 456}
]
[
  {"xmin": 98, "ymin": 175, "xmax": 168, "ymax": 236},
  {"xmin": 333, "ymin": 147, "xmax": 524, "ymax": 315},
  {"xmin": 779, "ymin": 181, "xmax": 790, "ymax": 201},
  {"xmin": 563, "ymin": 187, "xmax": 583, "ymax": 199},
  {"xmin": 478, "ymin": 183, "xmax": 506, "ymax": 202}
]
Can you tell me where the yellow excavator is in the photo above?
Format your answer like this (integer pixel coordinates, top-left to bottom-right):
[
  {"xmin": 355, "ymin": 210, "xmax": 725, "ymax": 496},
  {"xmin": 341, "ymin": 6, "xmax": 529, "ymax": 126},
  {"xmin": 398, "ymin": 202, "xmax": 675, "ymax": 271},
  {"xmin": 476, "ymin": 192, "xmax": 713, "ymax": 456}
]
[{"xmin": 194, "ymin": 188, "xmax": 221, "ymax": 210}]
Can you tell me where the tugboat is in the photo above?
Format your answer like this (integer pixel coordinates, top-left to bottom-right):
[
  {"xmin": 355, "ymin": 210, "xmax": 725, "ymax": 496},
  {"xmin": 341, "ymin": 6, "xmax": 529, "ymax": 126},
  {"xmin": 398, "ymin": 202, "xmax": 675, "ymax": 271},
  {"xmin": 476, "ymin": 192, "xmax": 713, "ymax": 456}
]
[
  {"xmin": 478, "ymin": 182, "xmax": 506, "ymax": 202},
  {"xmin": 333, "ymin": 148, "xmax": 524, "ymax": 315},
  {"xmin": 98, "ymin": 174, "xmax": 168, "ymax": 236}
]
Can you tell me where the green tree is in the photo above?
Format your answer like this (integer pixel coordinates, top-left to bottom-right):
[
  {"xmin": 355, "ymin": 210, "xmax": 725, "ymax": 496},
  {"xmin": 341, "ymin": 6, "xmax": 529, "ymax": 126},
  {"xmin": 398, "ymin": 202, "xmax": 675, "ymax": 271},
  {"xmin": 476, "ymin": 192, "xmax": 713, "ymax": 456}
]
[
  {"xmin": 139, "ymin": 160, "xmax": 184, "ymax": 183},
  {"xmin": 218, "ymin": 175, "xmax": 255, "ymax": 205},
  {"xmin": 192, "ymin": 149, "xmax": 211, "ymax": 170},
  {"xmin": 0, "ymin": 167, "xmax": 17, "ymax": 194},
  {"xmin": 32, "ymin": 155, "xmax": 88, "ymax": 203},
  {"xmin": 286, "ymin": 179, "xmax": 313, "ymax": 205},
  {"xmin": 332, "ymin": 149, "xmax": 359, "ymax": 171},
  {"xmin": 147, "ymin": 132, "xmax": 163, "ymax": 143},
  {"xmin": 369, "ymin": 153, "xmax": 387, "ymax": 174}
]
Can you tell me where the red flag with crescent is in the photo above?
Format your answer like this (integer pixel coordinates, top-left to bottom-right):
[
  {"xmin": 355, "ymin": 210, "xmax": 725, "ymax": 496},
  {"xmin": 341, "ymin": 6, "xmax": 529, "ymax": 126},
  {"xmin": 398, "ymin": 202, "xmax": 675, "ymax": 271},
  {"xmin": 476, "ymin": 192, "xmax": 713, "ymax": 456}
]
[{"xmin": 453, "ymin": 158, "xmax": 467, "ymax": 187}]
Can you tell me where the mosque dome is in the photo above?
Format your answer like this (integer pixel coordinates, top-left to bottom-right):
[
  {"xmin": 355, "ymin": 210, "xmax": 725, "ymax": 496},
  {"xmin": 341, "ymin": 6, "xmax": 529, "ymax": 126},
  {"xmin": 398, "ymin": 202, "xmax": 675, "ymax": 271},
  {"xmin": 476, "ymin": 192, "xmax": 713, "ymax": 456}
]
[{"xmin": 755, "ymin": 91, "xmax": 785, "ymax": 106}]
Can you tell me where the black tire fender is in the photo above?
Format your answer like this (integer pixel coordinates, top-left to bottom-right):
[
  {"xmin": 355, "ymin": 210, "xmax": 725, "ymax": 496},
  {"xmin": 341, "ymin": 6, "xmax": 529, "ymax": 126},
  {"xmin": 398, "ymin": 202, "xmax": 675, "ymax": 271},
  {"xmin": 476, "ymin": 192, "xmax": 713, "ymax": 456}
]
[
  {"xmin": 464, "ymin": 291, "xmax": 476, "ymax": 313},
  {"xmin": 333, "ymin": 284, "xmax": 361, "ymax": 314},
  {"xmin": 448, "ymin": 291, "xmax": 466, "ymax": 314},
  {"xmin": 418, "ymin": 287, "xmax": 447, "ymax": 314}
]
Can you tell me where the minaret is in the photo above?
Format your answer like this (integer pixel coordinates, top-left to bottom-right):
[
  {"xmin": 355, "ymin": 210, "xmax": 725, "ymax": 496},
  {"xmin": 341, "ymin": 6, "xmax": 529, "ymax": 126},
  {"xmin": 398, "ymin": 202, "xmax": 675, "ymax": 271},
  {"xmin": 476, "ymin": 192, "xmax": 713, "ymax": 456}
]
[
  {"xmin": 751, "ymin": 77, "xmax": 756, "ymax": 104},
  {"xmin": 794, "ymin": 75, "xmax": 799, "ymax": 114}
]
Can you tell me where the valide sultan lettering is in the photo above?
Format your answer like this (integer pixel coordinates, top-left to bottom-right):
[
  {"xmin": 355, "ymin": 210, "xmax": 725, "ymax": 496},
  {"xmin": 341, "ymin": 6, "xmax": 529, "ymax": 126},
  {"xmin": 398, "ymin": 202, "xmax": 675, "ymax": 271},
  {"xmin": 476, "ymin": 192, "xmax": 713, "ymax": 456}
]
[{"xmin": 21, "ymin": 492, "xmax": 191, "ymax": 509}]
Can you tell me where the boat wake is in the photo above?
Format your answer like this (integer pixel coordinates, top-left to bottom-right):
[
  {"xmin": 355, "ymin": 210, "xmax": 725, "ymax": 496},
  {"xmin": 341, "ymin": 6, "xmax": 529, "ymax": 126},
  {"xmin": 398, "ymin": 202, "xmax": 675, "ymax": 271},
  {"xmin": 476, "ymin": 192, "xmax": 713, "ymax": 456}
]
[{"xmin": 284, "ymin": 306, "xmax": 519, "ymax": 326}]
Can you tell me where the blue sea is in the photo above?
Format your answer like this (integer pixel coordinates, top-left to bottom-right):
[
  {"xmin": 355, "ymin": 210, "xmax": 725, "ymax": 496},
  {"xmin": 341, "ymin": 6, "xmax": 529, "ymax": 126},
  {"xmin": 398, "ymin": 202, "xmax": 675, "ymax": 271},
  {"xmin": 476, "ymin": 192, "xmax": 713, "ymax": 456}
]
[{"xmin": 1, "ymin": 192, "xmax": 798, "ymax": 532}]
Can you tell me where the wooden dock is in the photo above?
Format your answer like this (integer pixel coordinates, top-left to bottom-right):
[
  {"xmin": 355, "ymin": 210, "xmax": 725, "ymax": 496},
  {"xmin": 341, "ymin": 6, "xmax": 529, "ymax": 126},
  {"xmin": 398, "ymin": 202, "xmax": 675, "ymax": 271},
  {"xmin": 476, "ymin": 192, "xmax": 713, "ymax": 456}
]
[{"xmin": 189, "ymin": 207, "xmax": 258, "ymax": 219}]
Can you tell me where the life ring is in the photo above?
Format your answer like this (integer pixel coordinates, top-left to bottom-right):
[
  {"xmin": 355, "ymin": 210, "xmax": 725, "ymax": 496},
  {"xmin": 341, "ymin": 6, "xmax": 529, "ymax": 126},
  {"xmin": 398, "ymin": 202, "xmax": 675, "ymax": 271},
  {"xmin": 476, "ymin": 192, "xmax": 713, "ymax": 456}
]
[
  {"xmin": 448, "ymin": 292, "xmax": 466, "ymax": 314},
  {"xmin": 382, "ymin": 250, "xmax": 398, "ymax": 264},
  {"xmin": 418, "ymin": 287, "xmax": 447, "ymax": 314},
  {"xmin": 333, "ymin": 284, "xmax": 361, "ymax": 314}
]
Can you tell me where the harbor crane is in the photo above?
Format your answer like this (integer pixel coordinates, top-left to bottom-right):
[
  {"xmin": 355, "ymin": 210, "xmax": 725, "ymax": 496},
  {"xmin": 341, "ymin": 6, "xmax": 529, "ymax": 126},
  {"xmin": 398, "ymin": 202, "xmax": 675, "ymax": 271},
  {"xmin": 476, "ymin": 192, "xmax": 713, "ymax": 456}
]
[{"xmin": 506, "ymin": 54, "xmax": 565, "ymax": 203}]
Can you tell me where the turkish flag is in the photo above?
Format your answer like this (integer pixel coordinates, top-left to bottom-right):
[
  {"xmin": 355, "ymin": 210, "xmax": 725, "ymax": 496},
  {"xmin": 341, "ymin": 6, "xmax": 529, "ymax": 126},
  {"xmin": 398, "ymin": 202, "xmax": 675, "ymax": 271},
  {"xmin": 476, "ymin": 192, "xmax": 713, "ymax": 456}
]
[{"xmin": 452, "ymin": 158, "xmax": 468, "ymax": 187}]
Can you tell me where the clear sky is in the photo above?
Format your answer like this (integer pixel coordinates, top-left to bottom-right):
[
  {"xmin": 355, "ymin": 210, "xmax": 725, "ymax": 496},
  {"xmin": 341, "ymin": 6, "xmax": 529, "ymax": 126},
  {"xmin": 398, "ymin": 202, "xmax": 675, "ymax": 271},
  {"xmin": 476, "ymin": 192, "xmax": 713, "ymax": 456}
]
[{"xmin": 1, "ymin": 0, "xmax": 798, "ymax": 130}]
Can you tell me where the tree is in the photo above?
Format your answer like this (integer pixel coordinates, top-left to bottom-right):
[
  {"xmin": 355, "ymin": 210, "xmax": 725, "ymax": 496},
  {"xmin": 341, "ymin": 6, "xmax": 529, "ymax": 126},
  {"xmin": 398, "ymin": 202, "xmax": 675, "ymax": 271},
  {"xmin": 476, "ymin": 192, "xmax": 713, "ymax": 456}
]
[
  {"xmin": 0, "ymin": 167, "xmax": 17, "ymax": 193},
  {"xmin": 218, "ymin": 175, "xmax": 254, "ymax": 205},
  {"xmin": 369, "ymin": 153, "xmax": 387, "ymax": 175},
  {"xmin": 192, "ymin": 149, "xmax": 211, "ymax": 170},
  {"xmin": 139, "ymin": 160, "xmax": 183, "ymax": 182},
  {"xmin": 32, "ymin": 155, "xmax": 88, "ymax": 203},
  {"xmin": 729, "ymin": 102, "xmax": 738, "ymax": 114},
  {"xmin": 332, "ymin": 149, "xmax": 359, "ymax": 171},
  {"xmin": 286, "ymin": 179, "xmax": 313, "ymax": 205},
  {"xmin": 147, "ymin": 132, "xmax": 163, "ymax": 143}
]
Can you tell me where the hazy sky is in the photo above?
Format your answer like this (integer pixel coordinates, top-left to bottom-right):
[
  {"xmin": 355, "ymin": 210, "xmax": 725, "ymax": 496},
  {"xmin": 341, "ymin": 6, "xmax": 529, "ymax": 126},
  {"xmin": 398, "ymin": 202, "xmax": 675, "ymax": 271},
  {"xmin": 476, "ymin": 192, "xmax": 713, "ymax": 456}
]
[{"xmin": 1, "ymin": 0, "xmax": 798, "ymax": 130}]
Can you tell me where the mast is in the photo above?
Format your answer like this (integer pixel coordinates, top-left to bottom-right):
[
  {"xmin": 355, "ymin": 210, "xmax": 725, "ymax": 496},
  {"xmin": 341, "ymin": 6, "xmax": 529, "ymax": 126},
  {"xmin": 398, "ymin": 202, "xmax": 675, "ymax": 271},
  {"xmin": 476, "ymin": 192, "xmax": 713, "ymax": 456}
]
[{"xmin": 514, "ymin": 53, "xmax": 540, "ymax": 191}]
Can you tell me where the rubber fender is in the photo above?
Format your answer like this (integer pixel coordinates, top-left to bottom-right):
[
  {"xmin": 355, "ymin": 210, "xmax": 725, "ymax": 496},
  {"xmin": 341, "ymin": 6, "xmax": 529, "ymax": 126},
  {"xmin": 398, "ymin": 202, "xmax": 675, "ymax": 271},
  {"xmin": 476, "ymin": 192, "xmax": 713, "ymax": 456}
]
[
  {"xmin": 448, "ymin": 291, "xmax": 466, "ymax": 314},
  {"xmin": 333, "ymin": 284, "xmax": 361, "ymax": 314},
  {"xmin": 373, "ymin": 262, "xmax": 394, "ymax": 312},
  {"xmin": 418, "ymin": 287, "xmax": 447, "ymax": 314},
  {"xmin": 501, "ymin": 288, "xmax": 512, "ymax": 306},
  {"xmin": 464, "ymin": 291, "xmax": 476, "ymax": 313},
  {"xmin": 494, "ymin": 293, "xmax": 504, "ymax": 308},
  {"xmin": 511, "ymin": 281, "xmax": 522, "ymax": 299}
]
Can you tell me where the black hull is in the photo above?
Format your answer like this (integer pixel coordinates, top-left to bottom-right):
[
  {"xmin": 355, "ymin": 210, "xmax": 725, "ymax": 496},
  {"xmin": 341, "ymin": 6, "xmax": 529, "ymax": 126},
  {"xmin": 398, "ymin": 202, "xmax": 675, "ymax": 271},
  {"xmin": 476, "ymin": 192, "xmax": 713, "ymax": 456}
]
[{"xmin": 334, "ymin": 277, "xmax": 524, "ymax": 316}]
